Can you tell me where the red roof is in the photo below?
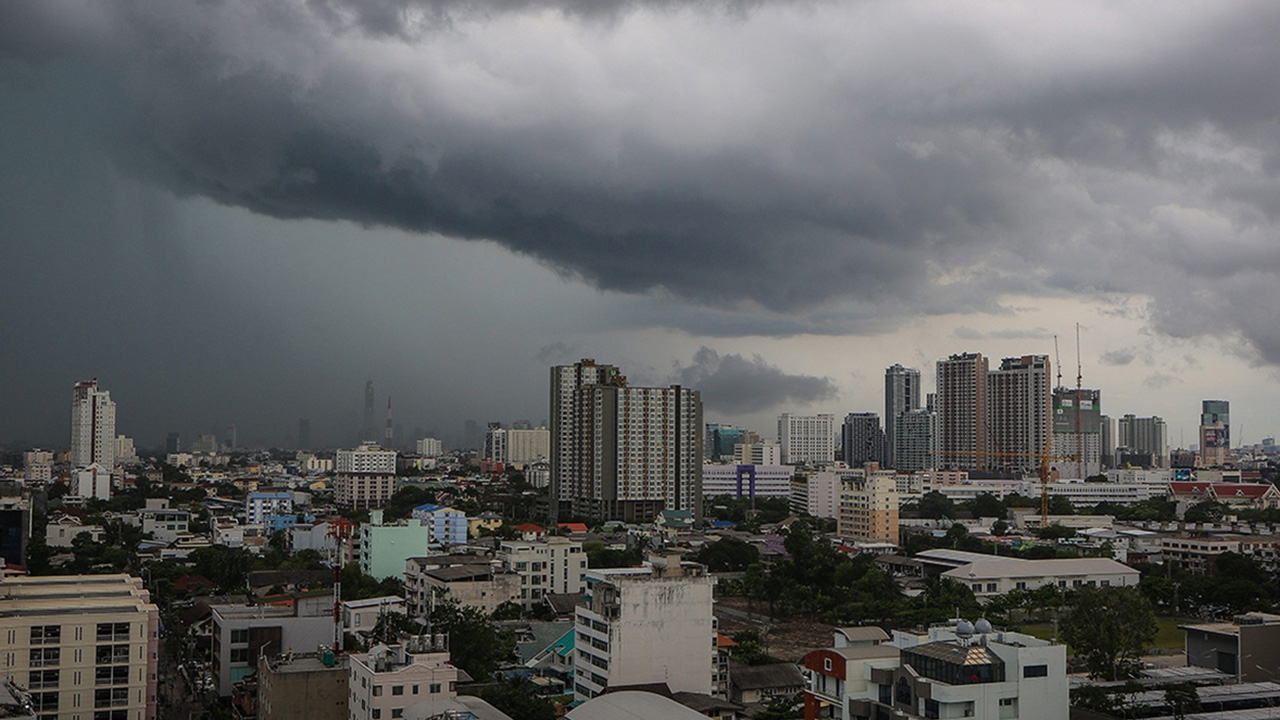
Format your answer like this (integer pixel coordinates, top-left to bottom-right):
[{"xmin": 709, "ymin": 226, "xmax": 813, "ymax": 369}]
[
  {"xmin": 1211, "ymin": 483, "xmax": 1273, "ymax": 499},
  {"xmin": 513, "ymin": 523, "xmax": 545, "ymax": 533},
  {"xmin": 1169, "ymin": 482, "xmax": 1211, "ymax": 494},
  {"xmin": 557, "ymin": 522, "xmax": 589, "ymax": 533},
  {"xmin": 717, "ymin": 634, "xmax": 738, "ymax": 648}
]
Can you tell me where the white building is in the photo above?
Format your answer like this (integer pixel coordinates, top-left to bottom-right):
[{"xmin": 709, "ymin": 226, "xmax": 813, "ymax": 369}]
[
  {"xmin": 791, "ymin": 471, "xmax": 841, "ymax": 519},
  {"xmin": 246, "ymin": 491, "xmax": 295, "ymax": 525},
  {"xmin": 414, "ymin": 437, "xmax": 443, "ymax": 458},
  {"xmin": 348, "ymin": 637, "xmax": 511, "ymax": 720},
  {"xmin": 483, "ymin": 424, "xmax": 508, "ymax": 463},
  {"xmin": 916, "ymin": 549, "xmax": 1140, "ymax": 599},
  {"xmin": 573, "ymin": 553, "xmax": 717, "ymax": 702},
  {"xmin": 702, "ymin": 464, "xmax": 793, "ymax": 500},
  {"xmin": 803, "ymin": 622, "xmax": 1068, "ymax": 720},
  {"xmin": 71, "ymin": 379, "xmax": 116, "ymax": 469},
  {"xmin": 335, "ymin": 443, "xmax": 398, "ymax": 510},
  {"xmin": 139, "ymin": 498, "xmax": 191, "ymax": 544},
  {"xmin": 507, "ymin": 427, "xmax": 550, "ymax": 465},
  {"xmin": 113, "ymin": 435, "xmax": 138, "ymax": 465},
  {"xmin": 73, "ymin": 463, "xmax": 112, "ymax": 501},
  {"xmin": 499, "ymin": 537, "xmax": 588, "ymax": 609},
  {"xmin": 777, "ymin": 413, "xmax": 836, "ymax": 465}
]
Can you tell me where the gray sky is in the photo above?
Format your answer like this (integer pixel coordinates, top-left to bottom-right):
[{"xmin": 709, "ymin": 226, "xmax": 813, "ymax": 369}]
[{"xmin": 4, "ymin": 0, "xmax": 1280, "ymax": 450}]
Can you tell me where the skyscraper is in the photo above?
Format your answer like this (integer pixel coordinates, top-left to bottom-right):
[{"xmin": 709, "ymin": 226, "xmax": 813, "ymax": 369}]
[
  {"xmin": 777, "ymin": 413, "xmax": 837, "ymax": 465},
  {"xmin": 841, "ymin": 412, "xmax": 887, "ymax": 468},
  {"xmin": 550, "ymin": 359, "xmax": 622, "ymax": 520},
  {"xmin": 987, "ymin": 355, "xmax": 1051, "ymax": 475},
  {"xmin": 884, "ymin": 364, "xmax": 922, "ymax": 469},
  {"xmin": 551, "ymin": 360, "xmax": 702, "ymax": 523},
  {"xmin": 935, "ymin": 353, "xmax": 987, "ymax": 471},
  {"xmin": 895, "ymin": 408, "xmax": 936, "ymax": 472},
  {"xmin": 70, "ymin": 379, "xmax": 116, "ymax": 468},
  {"xmin": 1199, "ymin": 399, "xmax": 1230, "ymax": 467},
  {"xmin": 1117, "ymin": 414, "xmax": 1167, "ymax": 467}
]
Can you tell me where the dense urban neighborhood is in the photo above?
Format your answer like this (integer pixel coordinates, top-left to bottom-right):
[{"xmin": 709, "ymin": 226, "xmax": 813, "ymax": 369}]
[{"xmin": 4, "ymin": 362, "xmax": 1280, "ymax": 720}]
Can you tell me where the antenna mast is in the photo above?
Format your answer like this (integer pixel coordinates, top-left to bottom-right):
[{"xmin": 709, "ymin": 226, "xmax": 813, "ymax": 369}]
[{"xmin": 1076, "ymin": 323, "xmax": 1084, "ymax": 481}]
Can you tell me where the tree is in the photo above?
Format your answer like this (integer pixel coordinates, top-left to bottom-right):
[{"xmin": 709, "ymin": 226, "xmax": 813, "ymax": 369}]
[
  {"xmin": 991, "ymin": 519, "xmax": 1011, "ymax": 536},
  {"xmin": 472, "ymin": 677, "xmax": 557, "ymax": 720},
  {"xmin": 917, "ymin": 491, "xmax": 957, "ymax": 520},
  {"xmin": 750, "ymin": 692, "xmax": 804, "ymax": 720},
  {"xmin": 694, "ymin": 537, "xmax": 760, "ymax": 572},
  {"xmin": 1047, "ymin": 494, "xmax": 1076, "ymax": 516},
  {"xmin": 1184, "ymin": 500, "xmax": 1228, "ymax": 524},
  {"xmin": 971, "ymin": 493, "xmax": 1008, "ymax": 520},
  {"xmin": 1059, "ymin": 585, "xmax": 1158, "ymax": 681},
  {"xmin": 428, "ymin": 594, "xmax": 512, "ymax": 681},
  {"xmin": 1163, "ymin": 683, "xmax": 1201, "ymax": 720}
]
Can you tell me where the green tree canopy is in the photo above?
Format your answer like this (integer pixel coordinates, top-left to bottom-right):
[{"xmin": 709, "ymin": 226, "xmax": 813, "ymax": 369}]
[{"xmin": 1059, "ymin": 585, "xmax": 1158, "ymax": 681}]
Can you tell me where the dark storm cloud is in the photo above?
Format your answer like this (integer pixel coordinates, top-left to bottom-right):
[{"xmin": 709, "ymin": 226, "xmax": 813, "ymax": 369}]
[
  {"xmin": 671, "ymin": 348, "xmax": 837, "ymax": 413},
  {"xmin": 6, "ymin": 1, "xmax": 1280, "ymax": 362},
  {"xmin": 1100, "ymin": 348, "xmax": 1136, "ymax": 367}
]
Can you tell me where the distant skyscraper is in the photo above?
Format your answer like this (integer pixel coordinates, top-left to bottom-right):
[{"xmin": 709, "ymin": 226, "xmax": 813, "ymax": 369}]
[
  {"xmin": 297, "ymin": 418, "xmax": 311, "ymax": 450},
  {"xmin": 705, "ymin": 424, "xmax": 754, "ymax": 461},
  {"xmin": 362, "ymin": 380, "xmax": 376, "ymax": 441},
  {"xmin": 165, "ymin": 432, "xmax": 181, "ymax": 454},
  {"xmin": 987, "ymin": 355, "xmax": 1051, "ymax": 475},
  {"xmin": 895, "ymin": 409, "xmax": 936, "ymax": 472},
  {"xmin": 1199, "ymin": 399, "xmax": 1230, "ymax": 467},
  {"xmin": 484, "ymin": 422, "xmax": 508, "ymax": 462},
  {"xmin": 884, "ymin": 364, "xmax": 921, "ymax": 469},
  {"xmin": 223, "ymin": 424, "xmax": 237, "ymax": 451},
  {"xmin": 935, "ymin": 353, "xmax": 988, "ymax": 471},
  {"xmin": 1051, "ymin": 387, "xmax": 1101, "ymax": 479},
  {"xmin": 1099, "ymin": 414, "xmax": 1115, "ymax": 468},
  {"xmin": 71, "ymin": 379, "xmax": 116, "ymax": 468},
  {"xmin": 777, "ymin": 413, "xmax": 836, "ymax": 465},
  {"xmin": 1117, "ymin": 414, "xmax": 1167, "ymax": 468},
  {"xmin": 841, "ymin": 412, "xmax": 887, "ymax": 468}
]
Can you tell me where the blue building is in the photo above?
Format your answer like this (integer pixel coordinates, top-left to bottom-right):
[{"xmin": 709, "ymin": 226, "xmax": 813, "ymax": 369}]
[{"xmin": 410, "ymin": 503, "xmax": 468, "ymax": 546}]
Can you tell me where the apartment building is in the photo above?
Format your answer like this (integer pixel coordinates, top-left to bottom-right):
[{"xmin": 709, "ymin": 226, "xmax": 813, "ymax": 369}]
[
  {"xmin": 347, "ymin": 637, "xmax": 511, "ymax": 720},
  {"xmin": 335, "ymin": 443, "xmax": 398, "ymax": 510},
  {"xmin": 209, "ymin": 602, "xmax": 334, "ymax": 697},
  {"xmin": 0, "ymin": 574, "xmax": 159, "ymax": 720},
  {"xmin": 836, "ymin": 465, "xmax": 899, "ymax": 544},
  {"xmin": 573, "ymin": 553, "xmax": 717, "ymax": 702},
  {"xmin": 499, "ymin": 537, "xmax": 588, "ymax": 610},
  {"xmin": 778, "ymin": 414, "xmax": 836, "ymax": 465}
]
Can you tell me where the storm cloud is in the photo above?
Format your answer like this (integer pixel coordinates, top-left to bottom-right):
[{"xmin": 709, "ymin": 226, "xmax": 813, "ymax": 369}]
[
  {"xmin": 671, "ymin": 348, "xmax": 838, "ymax": 414},
  {"xmin": 5, "ymin": 1, "xmax": 1280, "ymax": 445}
]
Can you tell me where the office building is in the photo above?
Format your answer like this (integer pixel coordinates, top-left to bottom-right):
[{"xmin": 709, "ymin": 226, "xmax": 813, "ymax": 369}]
[
  {"xmin": 841, "ymin": 412, "xmax": 887, "ymax": 468},
  {"xmin": 414, "ymin": 437, "xmax": 442, "ymax": 458},
  {"xmin": 706, "ymin": 424, "xmax": 757, "ymax": 461},
  {"xmin": 0, "ymin": 574, "xmax": 159, "ymax": 720},
  {"xmin": 70, "ymin": 379, "xmax": 116, "ymax": 469},
  {"xmin": 778, "ymin": 413, "xmax": 836, "ymax": 465},
  {"xmin": 734, "ymin": 441, "xmax": 780, "ymax": 465},
  {"xmin": 573, "ymin": 553, "xmax": 716, "ymax": 702},
  {"xmin": 935, "ymin": 353, "xmax": 988, "ymax": 471},
  {"xmin": 334, "ymin": 443, "xmax": 398, "ymax": 510},
  {"xmin": 553, "ymin": 361, "xmax": 702, "ymax": 522},
  {"xmin": 164, "ymin": 432, "xmax": 181, "ymax": 455},
  {"xmin": 702, "ymin": 464, "xmax": 793, "ymax": 500},
  {"xmin": 550, "ymin": 359, "xmax": 623, "ymax": 520},
  {"xmin": 987, "ymin": 355, "xmax": 1051, "ymax": 475},
  {"xmin": 1051, "ymin": 388, "xmax": 1101, "ymax": 479},
  {"xmin": 1200, "ymin": 399, "xmax": 1230, "ymax": 467},
  {"xmin": 894, "ymin": 409, "xmax": 936, "ymax": 472},
  {"xmin": 885, "ymin": 364, "xmax": 922, "ymax": 469},
  {"xmin": 1117, "ymin": 415, "xmax": 1168, "ymax": 468},
  {"xmin": 0, "ymin": 496, "xmax": 31, "ymax": 567}
]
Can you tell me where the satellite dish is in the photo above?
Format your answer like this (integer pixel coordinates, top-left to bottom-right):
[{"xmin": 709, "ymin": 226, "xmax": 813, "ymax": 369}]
[{"xmin": 956, "ymin": 620, "xmax": 974, "ymax": 638}]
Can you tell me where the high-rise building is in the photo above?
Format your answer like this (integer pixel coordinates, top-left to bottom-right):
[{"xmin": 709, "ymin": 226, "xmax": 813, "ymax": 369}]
[
  {"xmin": 1099, "ymin": 414, "xmax": 1115, "ymax": 468},
  {"xmin": 223, "ymin": 424, "xmax": 237, "ymax": 451},
  {"xmin": 895, "ymin": 409, "xmax": 937, "ymax": 472},
  {"xmin": 0, "ymin": 574, "xmax": 160, "ymax": 720},
  {"xmin": 334, "ymin": 442, "xmax": 398, "ymax": 510},
  {"xmin": 1117, "ymin": 415, "xmax": 1167, "ymax": 468},
  {"xmin": 70, "ymin": 379, "xmax": 116, "ymax": 468},
  {"xmin": 506, "ymin": 427, "xmax": 550, "ymax": 465},
  {"xmin": 549, "ymin": 359, "xmax": 622, "ymax": 520},
  {"xmin": 836, "ymin": 464, "xmax": 899, "ymax": 543},
  {"xmin": 705, "ymin": 424, "xmax": 757, "ymax": 461},
  {"xmin": 777, "ymin": 413, "xmax": 837, "ymax": 465},
  {"xmin": 841, "ymin": 412, "xmax": 887, "ymax": 468},
  {"xmin": 885, "ymin": 364, "xmax": 922, "ymax": 469},
  {"xmin": 568, "ymin": 383, "xmax": 702, "ymax": 523},
  {"xmin": 483, "ymin": 423, "xmax": 508, "ymax": 462},
  {"xmin": 415, "ymin": 437, "xmax": 443, "ymax": 457},
  {"xmin": 165, "ymin": 431, "xmax": 181, "ymax": 454},
  {"xmin": 935, "ymin": 353, "xmax": 988, "ymax": 471},
  {"xmin": 1200, "ymin": 399, "xmax": 1230, "ymax": 467},
  {"xmin": 987, "ymin": 355, "xmax": 1051, "ymax": 475},
  {"xmin": 1051, "ymin": 388, "xmax": 1101, "ymax": 479}
]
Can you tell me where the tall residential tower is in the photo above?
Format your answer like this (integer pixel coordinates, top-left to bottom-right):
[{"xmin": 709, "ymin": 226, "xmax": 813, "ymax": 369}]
[
  {"xmin": 884, "ymin": 364, "xmax": 922, "ymax": 469},
  {"xmin": 71, "ymin": 379, "xmax": 116, "ymax": 468}
]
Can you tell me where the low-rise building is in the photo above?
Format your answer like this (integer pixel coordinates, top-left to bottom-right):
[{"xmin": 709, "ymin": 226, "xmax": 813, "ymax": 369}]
[
  {"xmin": 1182, "ymin": 612, "xmax": 1280, "ymax": 681},
  {"xmin": 347, "ymin": 636, "xmax": 512, "ymax": 720},
  {"xmin": 257, "ymin": 650, "xmax": 348, "ymax": 720},
  {"xmin": 703, "ymin": 464, "xmax": 793, "ymax": 500},
  {"xmin": 139, "ymin": 498, "xmax": 191, "ymax": 544},
  {"xmin": 837, "ymin": 465, "xmax": 899, "ymax": 544},
  {"xmin": 341, "ymin": 597, "xmax": 408, "ymax": 637},
  {"xmin": 499, "ymin": 537, "xmax": 588, "ymax": 609},
  {"xmin": 44, "ymin": 514, "xmax": 106, "ymax": 547},
  {"xmin": 408, "ymin": 504, "xmax": 468, "ymax": 546},
  {"xmin": 916, "ymin": 549, "xmax": 1139, "ymax": 598},
  {"xmin": 209, "ymin": 602, "xmax": 335, "ymax": 696},
  {"xmin": 404, "ymin": 559, "xmax": 520, "ymax": 616},
  {"xmin": 802, "ymin": 622, "xmax": 1068, "ymax": 720},
  {"xmin": 359, "ymin": 510, "xmax": 434, "ymax": 581}
]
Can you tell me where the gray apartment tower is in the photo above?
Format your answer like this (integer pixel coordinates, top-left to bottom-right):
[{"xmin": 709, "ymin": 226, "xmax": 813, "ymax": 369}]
[
  {"xmin": 884, "ymin": 364, "xmax": 922, "ymax": 469},
  {"xmin": 841, "ymin": 412, "xmax": 887, "ymax": 468}
]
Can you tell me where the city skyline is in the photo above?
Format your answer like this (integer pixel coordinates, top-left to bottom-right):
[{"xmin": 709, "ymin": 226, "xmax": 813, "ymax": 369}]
[{"xmin": 6, "ymin": 3, "xmax": 1280, "ymax": 450}]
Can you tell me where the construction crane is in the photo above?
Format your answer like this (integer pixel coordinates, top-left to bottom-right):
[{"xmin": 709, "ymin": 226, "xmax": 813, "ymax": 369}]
[
  {"xmin": 937, "ymin": 440, "xmax": 1076, "ymax": 526},
  {"xmin": 1075, "ymin": 323, "xmax": 1084, "ymax": 482}
]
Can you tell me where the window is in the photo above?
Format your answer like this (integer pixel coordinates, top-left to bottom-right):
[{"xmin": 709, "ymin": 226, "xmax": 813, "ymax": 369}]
[
  {"xmin": 823, "ymin": 658, "xmax": 832, "ymax": 671},
  {"xmin": 30, "ymin": 648, "xmax": 60, "ymax": 667},
  {"xmin": 1024, "ymin": 664, "xmax": 1048, "ymax": 678},
  {"xmin": 429, "ymin": 684, "xmax": 441, "ymax": 694},
  {"xmin": 372, "ymin": 710, "xmax": 381, "ymax": 719},
  {"xmin": 986, "ymin": 583, "xmax": 997, "ymax": 593},
  {"xmin": 373, "ymin": 686, "xmax": 382, "ymax": 696},
  {"xmin": 29, "ymin": 670, "xmax": 59, "ymax": 689},
  {"xmin": 895, "ymin": 677, "xmax": 912, "ymax": 705},
  {"xmin": 93, "ymin": 711, "xmax": 128, "ymax": 720},
  {"xmin": 95, "ymin": 666, "xmax": 129, "ymax": 685},
  {"xmin": 96, "ymin": 645, "xmax": 130, "ymax": 665},
  {"xmin": 31, "ymin": 625, "xmax": 62, "ymax": 645},
  {"xmin": 878, "ymin": 683, "xmax": 892, "ymax": 704},
  {"xmin": 230, "ymin": 648, "xmax": 249, "ymax": 663},
  {"xmin": 392, "ymin": 686, "xmax": 404, "ymax": 696},
  {"xmin": 96, "ymin": 623, "xmax": 130, "ymax": 642},
  {"xmin": 392, "ymin": 710, "xmax": 403, "ymax": 718},
  {"xmin": 31, "ymin": 692, "xmax": 58, "ymax": 712},
  {"xmin": 412, "ymin": 685, "xmax": 419, "ymax": 695},
  {"xmin": 93, "ymin": 688, "xmax": 129, "ymax": 708},
  {"xmin": 230, "ymin": 629, "xmax": 249, "ymax": 644}
]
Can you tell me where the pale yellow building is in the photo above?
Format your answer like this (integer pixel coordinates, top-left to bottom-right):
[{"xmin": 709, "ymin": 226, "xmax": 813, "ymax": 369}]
[
  {"xmin": 0, "ymin": 574, "xmax": 160, "ymax": 720},
  {"xmin": 837, "ymin": 464, "xmax": 900, "ymax": 544}
]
